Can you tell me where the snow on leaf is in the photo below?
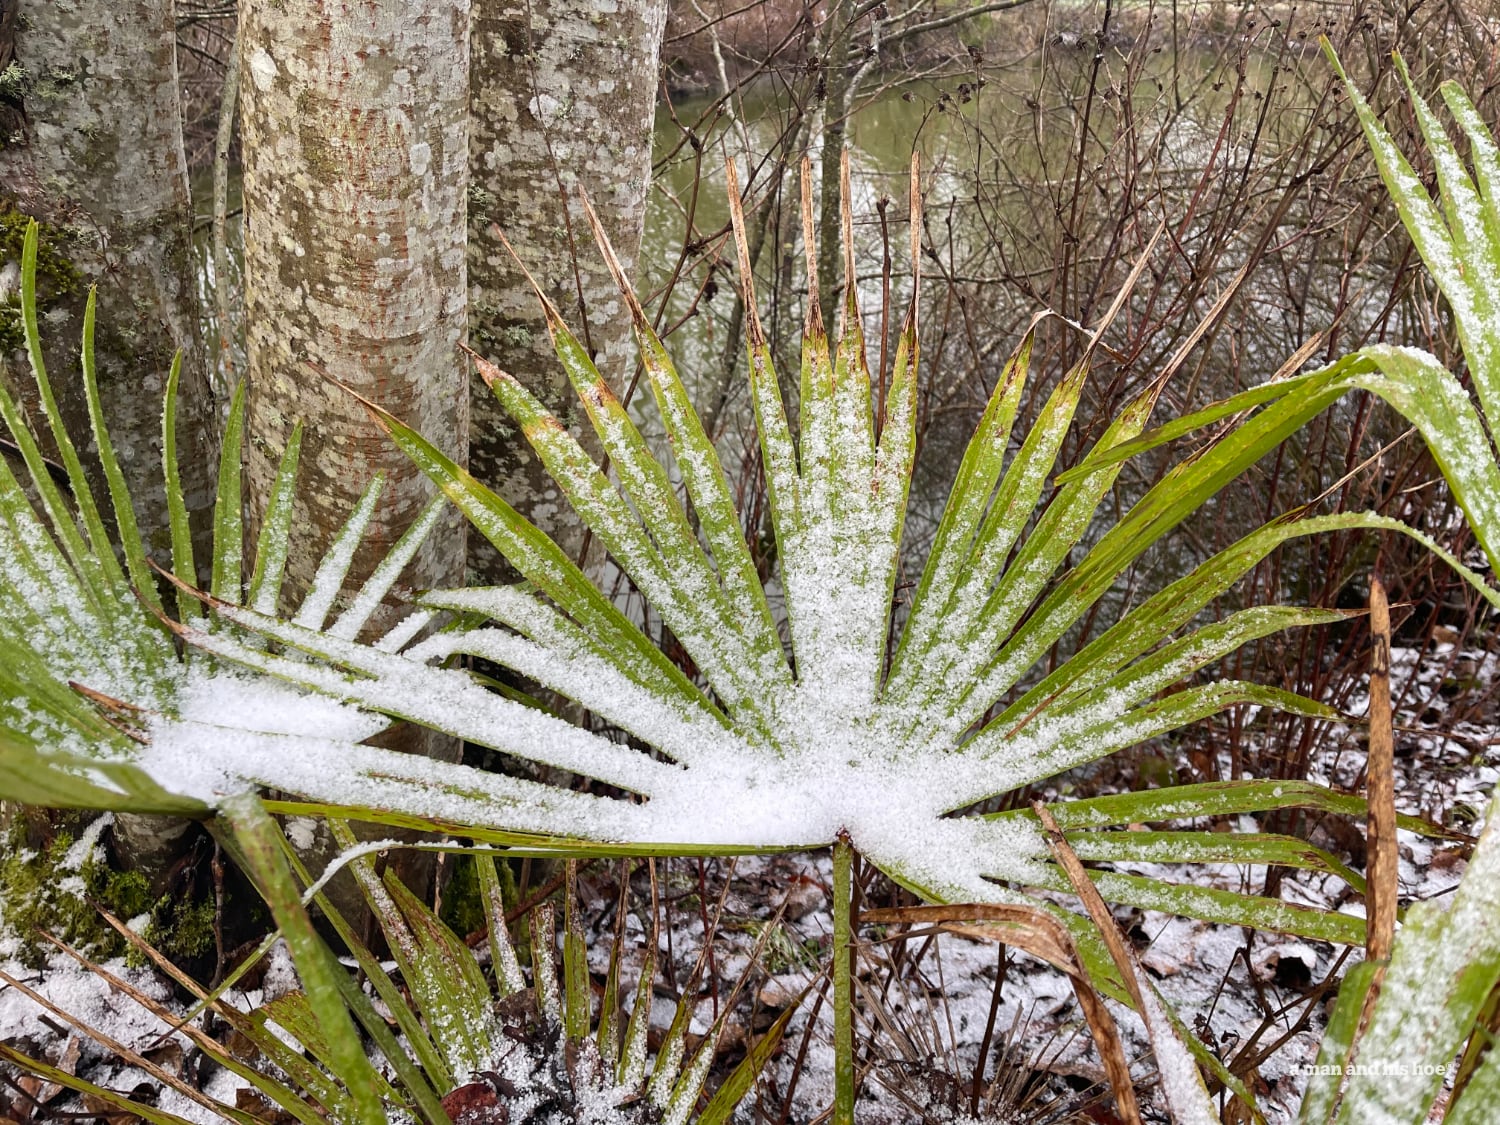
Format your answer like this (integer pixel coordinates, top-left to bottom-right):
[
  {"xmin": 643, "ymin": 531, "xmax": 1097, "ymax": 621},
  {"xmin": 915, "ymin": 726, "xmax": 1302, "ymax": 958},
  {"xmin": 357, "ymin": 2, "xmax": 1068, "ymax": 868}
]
[{"xmin": 11, "ymin": 169, "xmax": 1468, "ymax": 965}]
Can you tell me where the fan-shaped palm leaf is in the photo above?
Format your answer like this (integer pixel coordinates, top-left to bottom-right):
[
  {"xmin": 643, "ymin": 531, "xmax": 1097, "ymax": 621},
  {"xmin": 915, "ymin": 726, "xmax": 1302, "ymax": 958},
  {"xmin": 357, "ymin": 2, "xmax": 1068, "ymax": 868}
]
[{"xmin": 110, "ymin": 163, "xmax": 1490, "ymax": 985}]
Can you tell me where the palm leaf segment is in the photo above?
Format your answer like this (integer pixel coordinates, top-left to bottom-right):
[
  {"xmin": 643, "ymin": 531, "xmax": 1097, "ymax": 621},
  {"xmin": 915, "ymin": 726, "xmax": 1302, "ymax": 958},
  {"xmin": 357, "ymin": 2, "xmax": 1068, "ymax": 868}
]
[
  {"xmin": 1067, "ymin": 46, "xmax": 1500, "ymax": 580},
  {"xmin": 4, "ymin": 157, "xmax": 1485, "ymax": 980},
  {"xmin": 153, "ymin": 160, "xmax": 1483, "ymax": 948}
]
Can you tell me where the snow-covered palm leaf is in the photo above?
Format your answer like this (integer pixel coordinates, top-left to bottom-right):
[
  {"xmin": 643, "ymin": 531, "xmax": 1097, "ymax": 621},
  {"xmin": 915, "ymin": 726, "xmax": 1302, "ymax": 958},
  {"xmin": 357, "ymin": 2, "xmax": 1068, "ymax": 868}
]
[
  {"xmin": 0, "ymin": 134, "xmax": 1468, "ymax": 1006},
  {"xmin": 1298, "ymin": 802, "xmax": 1500, "ymax": 1125},
  {"xmin": 139, "ymin": 163, "xmax": 1487, "ymax": 986},
  {"xmin": 0, "ymin": 219, "xmax": 405, "ymax": 1120}
]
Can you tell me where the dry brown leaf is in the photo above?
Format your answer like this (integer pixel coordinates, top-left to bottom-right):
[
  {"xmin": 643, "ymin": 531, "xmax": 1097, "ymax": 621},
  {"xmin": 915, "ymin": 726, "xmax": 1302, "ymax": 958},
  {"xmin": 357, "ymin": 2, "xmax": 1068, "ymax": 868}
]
[
  {"xmin": 235, "ymin": 1087, "xmax": 299, "ymax": 1123},
  {"xmin": 32, "ymin": 1034, "xmax": 81, "ymax": 1107},
  {"xmin": 81, "ymin": 1091, "xmax": 142, "ymax": 1125}
]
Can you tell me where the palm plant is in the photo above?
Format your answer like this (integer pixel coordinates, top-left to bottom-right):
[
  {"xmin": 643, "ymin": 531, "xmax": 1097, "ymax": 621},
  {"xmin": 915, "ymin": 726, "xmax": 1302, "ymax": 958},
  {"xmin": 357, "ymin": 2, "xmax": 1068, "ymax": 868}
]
[
  {"xmin": 1, "ymin": 837, "xmax": 785, "ymax": 1125},
  {"xmin": 1057, "ymin": 47, "xmax": 1500, "ymax": 1125},
  {"xmin": 1286, "ymin": 49, "xmax": 1500, "ymax": 1125},
  {"xmin": 2, "ymin": 147, "xmax": 1490, "ymax": 1120}
]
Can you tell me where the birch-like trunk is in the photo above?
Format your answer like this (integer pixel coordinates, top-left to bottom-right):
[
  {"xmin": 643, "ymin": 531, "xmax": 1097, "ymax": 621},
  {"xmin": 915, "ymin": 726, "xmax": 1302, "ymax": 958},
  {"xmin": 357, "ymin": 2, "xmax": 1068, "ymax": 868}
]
[
  {"xmin": 0, "ymin": 0, "xmax": 219, "ymax": 878},
  {"xmin": 0, "ymin": 0, "xmax": 218, "ymax": 560},
  {"xmin": 468, "ymin": 0, "xmax": 667, "ymax": 577},
  {"xmin": 239, "ymin": 0, "xmax": 470, "ymax": 914}
]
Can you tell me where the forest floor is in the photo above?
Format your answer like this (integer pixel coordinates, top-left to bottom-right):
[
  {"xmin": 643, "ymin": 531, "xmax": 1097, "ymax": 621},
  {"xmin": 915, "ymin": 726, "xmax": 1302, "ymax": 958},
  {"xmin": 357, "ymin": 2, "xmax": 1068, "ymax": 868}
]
[{"xmin": 1, "ymin": 642, "xmax": 1496, "ymax": 1125}]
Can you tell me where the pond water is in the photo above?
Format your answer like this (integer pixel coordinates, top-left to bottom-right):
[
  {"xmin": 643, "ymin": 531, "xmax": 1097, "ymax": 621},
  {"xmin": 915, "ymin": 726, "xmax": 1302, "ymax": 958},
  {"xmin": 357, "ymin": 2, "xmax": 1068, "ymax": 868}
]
[
  {"xmin": 196, "ymin": 29, "xmax": 1390, "ymax": 591},
  {"xmin": 633, "ymin": 35, "xmax": 1382, "ymax": 571}
]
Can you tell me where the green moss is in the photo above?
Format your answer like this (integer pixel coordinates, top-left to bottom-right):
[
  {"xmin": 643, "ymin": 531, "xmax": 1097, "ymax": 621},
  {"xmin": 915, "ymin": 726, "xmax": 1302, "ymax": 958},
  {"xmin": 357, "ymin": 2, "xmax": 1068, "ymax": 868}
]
[
  {"xmin": 145, "ymin": 896, "xmax": 218, "ymax": 963},
  {"xmin": 84, "ymin": 846, "xmax": 230, "ymax": 969},
  {"xmin": 438, "ymin": 853, "xmax": 487, "ymax": 939},
  {"xmin": 0, "ymin": 815, "xmax": 124, "ymax": 968},
  {"xmin": 82, "ymin": 857, "xmax": 152, "ymax": 919},
  {"xmin": 0, "ymin": 813, "xmax": 233, "ymax": 970},
  {"xmin": 0, "ymin": 206, "xmax": 83, "ymax": 353}
]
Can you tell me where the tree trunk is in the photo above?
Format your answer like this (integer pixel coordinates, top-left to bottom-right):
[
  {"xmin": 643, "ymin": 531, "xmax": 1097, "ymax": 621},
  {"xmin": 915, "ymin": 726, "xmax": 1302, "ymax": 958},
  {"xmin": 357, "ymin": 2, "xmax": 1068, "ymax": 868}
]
[
  {"xmin": 468, "ymin": 0, "xmax": 667, "ymax": 578},
  {"xmin": 0, "ymin": 0, "xmax": 218, "ymax": 562},
  {"xmin": 0, "ymin": 0, "xmax": 220, "ymax": 880},
  {"xmin": 240, "ymin": 0, "xmax": 469, "ymax": 603},
  {"xmin": 239, "ymin": 0, "xmax": 470, "ymax": 918}
]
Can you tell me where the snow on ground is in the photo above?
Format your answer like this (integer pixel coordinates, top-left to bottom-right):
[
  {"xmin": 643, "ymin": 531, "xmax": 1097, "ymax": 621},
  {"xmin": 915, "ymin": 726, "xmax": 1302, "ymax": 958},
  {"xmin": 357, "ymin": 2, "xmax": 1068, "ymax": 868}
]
[{"xmin": 2, "ymin": 642, "xmax": 1496, "ymax": 1123}]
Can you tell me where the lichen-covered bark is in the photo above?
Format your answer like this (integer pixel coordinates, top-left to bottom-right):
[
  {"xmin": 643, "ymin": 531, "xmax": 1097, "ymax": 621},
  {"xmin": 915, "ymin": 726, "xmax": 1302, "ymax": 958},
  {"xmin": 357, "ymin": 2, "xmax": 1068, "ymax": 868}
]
[
  {"xmin": 240, "ymin": 0, "xmax": 469, "ymax": 608},
  {"xmin": 468, "ymin": 0, "xmax": 667, "ymax": 577},
  {"xmin": 0, "ymin": 0, "xmax": 218, "ymax": 561},
  {"xmin": 0, "ymin": 0, "xmax": 220, "ymax": 881},
  {"xmin": 239, "ymin": 0, "xmax": 470, "ymax": 919}
]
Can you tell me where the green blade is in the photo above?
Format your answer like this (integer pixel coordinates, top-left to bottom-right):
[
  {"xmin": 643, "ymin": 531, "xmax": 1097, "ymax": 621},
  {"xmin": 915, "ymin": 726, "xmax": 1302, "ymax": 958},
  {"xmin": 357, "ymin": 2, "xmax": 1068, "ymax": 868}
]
[
  {"xmin": 1344, "ymin": 345, "xmax": 1500, "ymax": 571},
  {"xmin": 329, "ymin": 817, "xmax": 492, "ymax": 1080},
  {"xmin": 1438, "ymin": 80, "xmax": 1500, "ymax": 256},
  {"xmin": 911, "ymin": 380, "xmax": 1157, "ymax": 730},
  {"xmin": 954, "ymin": 681, "xmax": 1340, "ymax": 806},
  {"xmin": 563, "ymin": 865, "xmax": 591, "ymax": 1042},
  {"xmin": 1066, "ymin": 829, "xmax": 1367, "ymax": 895},
  {"xmin": 216, "ymin": 792, "xmax": 386, "ymax": 1125},
  {"xmin": 329, "ymin": 491, "xmax": 446, "ymax": 640},
  {"xmin": 695, "ymin": 1000, "xmax": 800, "ymax": 1125},
  {"xmin": 583, "ymin": 203, "xmax": 789, "ymax": 672},
  {"xmin": 885, "ymin": 334, "xmax": 1034, "ymax": 694},
  {"xmin": 1003, "ymin": 605, "xmax": 1350, "ymax": 737},
  {"xmin": 1326, "ymin": 41, "xmax": 1500, "ymax": 423},
  {"xmin": 79, "ymin": 287, "xmax": 158, "ymax": 613},
  {"xmin": 14, "ymin": 222, "xmax": 124, "ymax": 602},
  {"xmin": 211, "ymin": 380, "xmax": 247, "ymax": 602},
  {"xmin": 0, "ymin": 725, "xmax": 202, "ymax": 814},
  {"xmin": 247, "ymin": 422, "xmax": 304, "ymax": 615},
  {"xmin": 1297, "ymin": 960, "xmax": 1377, "ymax": 1124},
  {"xmin": 292, "ymin": 472, "xmax": 384, "ymax": 631},
  {"xmin": 0, "ymin": 1041, "xmax": 202, "ymax": 1125},
  {"xmin": 1028, "ymin": 866, "xmax": 1367, "ymax": 947},
  {"xmin": 1324, "ymin": 792, "xmax": 1500, "ymax": 1123},
  {"xmin": 747, "ymin": 334, "xmax": 803, "ymax": 554},
  {"xmin": 280, "ymin": 831, "xmax": 455, "ymax": 1114},
  {"xmin": 163, "ymin": 352, "xmax": 201, "ymax": 618},
  {"xmin": 618, "ymin": 945, "xmax": 656, "ymax": 1089},
  {"xmin": 987, "ymin": 777, "xmax": 1459, "ymax": 840},
  {"xmin": 1054, "ymin": 370, "xmax": 1321, "ymax": 486},
  {"xmin": 477, "ymin": 851, "xmax": 525, "ymax": 995}
]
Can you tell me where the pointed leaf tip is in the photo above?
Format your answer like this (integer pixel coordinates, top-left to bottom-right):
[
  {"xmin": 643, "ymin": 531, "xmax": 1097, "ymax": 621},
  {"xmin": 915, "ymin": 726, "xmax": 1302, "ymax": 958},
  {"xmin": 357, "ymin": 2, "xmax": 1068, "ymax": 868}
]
[
  {"xmin": 838, "ymin": 147, "xmax": 860, "ymax": 329},
  {"xmin": 725, "ymin": 156, "xmax": 768, "ymax": 348},
  {"xmin": 311, "ymin": 362, "xmax": 399, "ymax": 429},
  {"xmin": 577, "ymin": 188, "xmax": 651, "ymax": 332},
  {"xmin": 489, "ymin": 220, "xmax": 566, "ymax": 326},
  {"xmin": 461, "ymin": 343, "xmax": 511, "ymax": 390},
  {"xmin": 800, "ymin": 155, "xmax": 824, "ymax": 337}
]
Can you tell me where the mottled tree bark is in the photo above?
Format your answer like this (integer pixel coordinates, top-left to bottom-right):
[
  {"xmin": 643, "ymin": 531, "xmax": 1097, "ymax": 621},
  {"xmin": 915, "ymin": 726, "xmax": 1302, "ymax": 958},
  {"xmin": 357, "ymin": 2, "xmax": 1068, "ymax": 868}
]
[
  {"xmin": 239, "ymin": 0, "xmax": 470, "ymax": 918},
  {"xmin": 468, "ymin": 0, "xmax": 667, "ymax": 577},
  {"xmin": 240, "ymin": 0, "xmax": 469, "ymax": 606},
  {"xmin": 0, "ymin": 0, "xmax": 219, "ymax": 879},
  {"xmin": 0, "ymin": 0, "xmax": 218, "ymax": 562}
]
